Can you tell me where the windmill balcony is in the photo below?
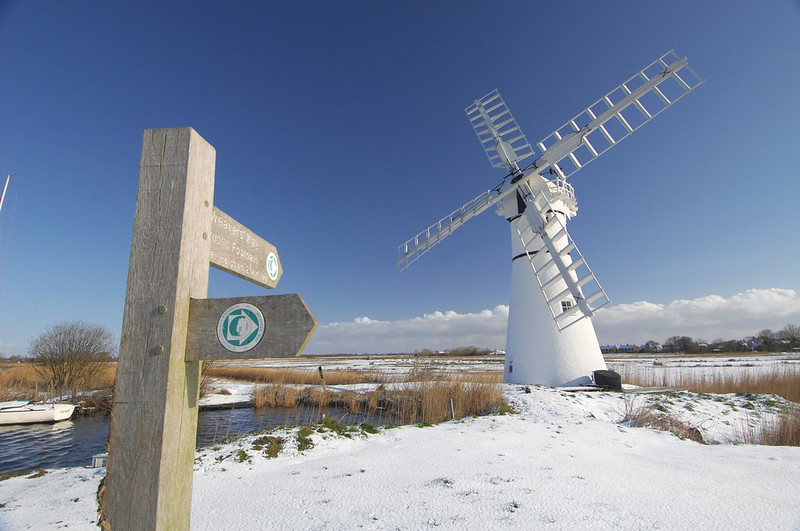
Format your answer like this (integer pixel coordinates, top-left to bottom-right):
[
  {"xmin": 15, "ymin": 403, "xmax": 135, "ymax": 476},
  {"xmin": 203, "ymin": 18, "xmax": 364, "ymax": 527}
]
[{"xmin": 546, "ymin": 178, "xmax": 575, "ymax": 202}]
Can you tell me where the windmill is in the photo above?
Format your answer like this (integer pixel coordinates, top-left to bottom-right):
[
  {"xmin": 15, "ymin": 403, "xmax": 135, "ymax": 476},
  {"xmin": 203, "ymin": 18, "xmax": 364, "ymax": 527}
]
[{"xmin": 397, "ymin": 50, "xmax": 703, "ymax": 386}]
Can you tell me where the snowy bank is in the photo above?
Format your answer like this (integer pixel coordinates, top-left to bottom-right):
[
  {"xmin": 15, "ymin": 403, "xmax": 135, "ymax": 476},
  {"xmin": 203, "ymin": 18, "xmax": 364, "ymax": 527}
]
[{"xmin": 2, "ymin": 386, "xmax": 799, "ymax": 530}]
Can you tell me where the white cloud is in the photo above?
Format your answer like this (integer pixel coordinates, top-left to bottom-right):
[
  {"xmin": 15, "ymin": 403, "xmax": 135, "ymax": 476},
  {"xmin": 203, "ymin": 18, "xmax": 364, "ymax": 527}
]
[
  {"xmin": 306, "ymin": 305, "xmax": 508, "ymax": 354},
  {"xmin": 593, "ymin": 288, "xmax": 800, "ymax": 344},
  {"xmin": 305, "ymin": 289, "xmax": 800, "ymax": 354}
]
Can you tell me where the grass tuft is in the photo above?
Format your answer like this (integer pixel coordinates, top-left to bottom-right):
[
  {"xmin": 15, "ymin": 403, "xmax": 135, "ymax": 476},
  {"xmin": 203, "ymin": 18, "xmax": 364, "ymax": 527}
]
[
  {"xmin": 252, "ymin": 435, "xmax": 284, "ymax": 458},
  {"xmin": 296, "ymin": 427, "xmax": 314, "ymax": 452},
  {"xmin": 0, "ymin": 470, "xmax": 29, "ymax": 482},
  {"xmin": 497, "ymin": 399, "xmax": 518, "ymax": 415},
  {"xmin": 321, "ymin": 416, "xmax": 348, "ymax": 436},
  {"xmin": 619, "ymin": 397, "xmax": 704, "ymax": 443},
  {"xmin": 359, "ymin": 422, "xmax": 378, "ymax": 434},
  {"xmin": 27, "ymin": 469, "xmax": 47, "ymax": 479}
]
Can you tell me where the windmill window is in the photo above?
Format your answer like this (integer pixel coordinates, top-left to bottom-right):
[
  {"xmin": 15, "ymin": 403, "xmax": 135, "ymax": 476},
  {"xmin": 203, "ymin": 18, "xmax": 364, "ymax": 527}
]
[{"xmin": 561, "ymin": 300, "xmax": 573, "ymax": 313}]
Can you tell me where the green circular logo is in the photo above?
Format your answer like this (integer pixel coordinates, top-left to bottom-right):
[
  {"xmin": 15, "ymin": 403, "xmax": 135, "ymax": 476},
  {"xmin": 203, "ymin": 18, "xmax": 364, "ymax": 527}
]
[
  {"xmin": 266, "ymin": 252, "xmax": 279, "ymax": 281},
  {"xmin": 217, "ymin": 303, "xmax": 265, "ymax": 353}
]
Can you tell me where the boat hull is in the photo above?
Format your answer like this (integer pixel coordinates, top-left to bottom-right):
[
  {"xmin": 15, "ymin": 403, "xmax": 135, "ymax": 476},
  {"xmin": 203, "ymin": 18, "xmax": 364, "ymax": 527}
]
[{"xmin": 0, "ymin": 403, "xmax": 76, "ymax": 425}]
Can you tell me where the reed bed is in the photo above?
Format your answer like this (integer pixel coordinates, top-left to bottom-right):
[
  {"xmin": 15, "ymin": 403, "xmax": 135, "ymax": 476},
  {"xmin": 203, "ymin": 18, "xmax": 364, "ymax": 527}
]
[
  {"xmin": 207, "ymin": 366, "xmax": 393, "ymax": 386},
  {"xmin": 252, "ymin": 383, "xmax": 300, "ymax": 408},
  {"xmin": 208, "ymin": 365, "xmax": 502, "ymax": 386},
  {"xmin": 383, "ymin": 378, "xmax": 505, "ymax": 424},
  {"xmin": 0, "ymin": 362, "xmax": 116, "ymax": 402},
  {"xmin": 0, "ymin": 363, "xmax": 46, "ymax": 393},
  {"xmin": 619, "ymin": 365, "xmax": 800, "ymax": 403},
  {"xmin": 250, "ymin": 375, "xmax": 505, "ymax": 425}
]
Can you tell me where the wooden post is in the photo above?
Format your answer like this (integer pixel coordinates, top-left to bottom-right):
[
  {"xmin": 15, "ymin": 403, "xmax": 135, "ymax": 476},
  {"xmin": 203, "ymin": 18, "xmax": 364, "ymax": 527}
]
[{"xmin": 101, "ymin": 128, "xmax": 216, "ymax": 530}]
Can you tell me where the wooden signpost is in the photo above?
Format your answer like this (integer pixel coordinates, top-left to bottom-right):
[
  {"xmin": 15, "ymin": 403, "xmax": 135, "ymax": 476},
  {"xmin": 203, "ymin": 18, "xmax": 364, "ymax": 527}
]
[
  {"xmin": 100, "ymin": 128, "xmax": 317, "ymax": 530},
  {"xmin": 186, "ymin": 294, "xmax": 316, "ymax": 361}
]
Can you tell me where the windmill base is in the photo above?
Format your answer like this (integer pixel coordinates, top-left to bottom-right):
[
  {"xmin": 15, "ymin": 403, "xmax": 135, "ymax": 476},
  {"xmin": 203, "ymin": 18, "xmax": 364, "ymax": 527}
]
[{"xmin": 503, "ymin": 222, "xmax": 607, "ymax": 386}]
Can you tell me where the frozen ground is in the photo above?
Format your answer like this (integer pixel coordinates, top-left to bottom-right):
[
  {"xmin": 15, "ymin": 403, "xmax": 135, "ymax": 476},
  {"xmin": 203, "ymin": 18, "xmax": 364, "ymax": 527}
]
[
  {"xmin": 224, "ymin": 355, "xmax": 504, "ymax": 374},
  {"xmin": 226, "ymin": 352, "xmax": 800, "ymax": 380},
  {"xmin": 606, "ymin": 353, "xmax": 800, "ymax": 386},
  {"xmin": 2, "ymin": 385, "xmax": 799, "ymax": 530}
]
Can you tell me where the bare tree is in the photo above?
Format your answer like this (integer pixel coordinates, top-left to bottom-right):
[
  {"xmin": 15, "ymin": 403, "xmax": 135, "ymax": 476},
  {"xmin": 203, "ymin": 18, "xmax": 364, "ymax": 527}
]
[
  {"xmin": 755, "ymin": 328, "xmax": 777, "ymax": 351},
  {"xmin": 664, "ymin": 336, "xmax": 698, "ymax": 353},
  {"xmin": 778, "ymin": 324, "xmax": 800, "ymax": 343},
  {"xmin": 29, "ymin": 321, "xmax": 116, "ymax": 397}
]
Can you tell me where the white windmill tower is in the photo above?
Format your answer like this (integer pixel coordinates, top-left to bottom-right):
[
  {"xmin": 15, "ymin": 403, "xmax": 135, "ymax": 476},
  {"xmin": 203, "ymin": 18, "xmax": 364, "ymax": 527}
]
[{"xmin": 398, "ymin": 51, "xmax": 703, "ymax": 386}]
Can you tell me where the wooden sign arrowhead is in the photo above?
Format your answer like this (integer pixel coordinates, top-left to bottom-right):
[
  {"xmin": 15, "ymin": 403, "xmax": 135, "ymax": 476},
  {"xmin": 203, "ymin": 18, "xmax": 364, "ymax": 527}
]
[
  {"xmin": 209, "ymin": 207, "xmax": 282, "ymax": 289},
  {"xmin": 185, "ymin": 294, "xmax": 317, "ymax": 361}
]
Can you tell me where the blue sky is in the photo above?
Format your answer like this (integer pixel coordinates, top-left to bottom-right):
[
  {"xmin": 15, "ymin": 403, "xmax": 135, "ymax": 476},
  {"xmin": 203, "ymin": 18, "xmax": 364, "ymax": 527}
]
[{"xmin": 1, "ymin": 1, "xmax": 799, "ymax": 355}]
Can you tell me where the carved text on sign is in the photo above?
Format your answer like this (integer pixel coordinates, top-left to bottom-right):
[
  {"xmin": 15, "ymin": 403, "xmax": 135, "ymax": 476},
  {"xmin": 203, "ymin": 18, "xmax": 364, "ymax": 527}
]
[{"xmin": 209, "ymin": 207, "xmax": 282, "ymax": 289}]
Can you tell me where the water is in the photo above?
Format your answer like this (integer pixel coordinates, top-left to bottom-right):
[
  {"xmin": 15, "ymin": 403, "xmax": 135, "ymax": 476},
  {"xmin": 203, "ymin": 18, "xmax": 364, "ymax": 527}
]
[
  {"xmin": 194, "ymin": 404, "xmax": 392, "ymax": 447},
  {"xmin": 0, "ymin": 405, "xmax": 392, "ymax": 475},
  {"xmin": 0, "ymin": 415, "xmax": 109, "ymax": 476}
]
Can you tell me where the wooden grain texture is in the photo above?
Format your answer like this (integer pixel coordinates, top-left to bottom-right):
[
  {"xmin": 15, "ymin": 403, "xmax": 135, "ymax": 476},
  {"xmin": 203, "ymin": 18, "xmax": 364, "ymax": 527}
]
[
  {"xmin": 103, "ymin": 128, "xmax": 215, "ymax": 530},
  {"xmin": 209, "ymin": 207, "xmax": 282, "ymax": 289},
  {"xmin": 185, "ymin": 294, "xmax": 317, "ymax": 361}
]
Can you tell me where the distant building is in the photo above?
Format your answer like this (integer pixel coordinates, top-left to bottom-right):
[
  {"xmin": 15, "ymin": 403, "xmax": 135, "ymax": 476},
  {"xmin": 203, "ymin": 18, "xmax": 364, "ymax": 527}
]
[
  {"xmin": 747, "ymin": 337, "xmax": 764, "ymax": 350},
  {"xmin": 644, "ymin": 340, "xmax": 662, "ymax": 352},
  {"xmin": 600, "ymin": 344, "xmax": 641, "ymax": 354}
]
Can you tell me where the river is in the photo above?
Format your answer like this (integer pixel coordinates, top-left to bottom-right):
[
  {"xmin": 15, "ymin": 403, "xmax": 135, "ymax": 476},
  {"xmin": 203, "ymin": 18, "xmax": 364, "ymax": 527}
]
[{"xmin": 0, "ymin": 405, "xmax": 390, "ymax": 475}]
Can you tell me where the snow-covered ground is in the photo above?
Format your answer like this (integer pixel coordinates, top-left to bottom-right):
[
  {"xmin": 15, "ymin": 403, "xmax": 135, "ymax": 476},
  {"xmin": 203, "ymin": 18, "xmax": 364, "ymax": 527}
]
[
  {"xmin": 225, "ymin": 355, "xmax": 504, "ymax": 374},
  {"xmin": 2, "ymin": 385, "xmax": 799, "ymax": 530},
  {"xmin": 225, "ymin": 352, "xmax": 800, "ymax": 382},
  {"xmin": 607, "ymin": 353, "xmax": 800, "ymax": 389}
]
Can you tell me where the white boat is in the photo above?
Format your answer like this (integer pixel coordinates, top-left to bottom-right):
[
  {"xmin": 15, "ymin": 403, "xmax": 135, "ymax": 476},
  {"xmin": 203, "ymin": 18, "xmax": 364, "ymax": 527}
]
[{"xmin": 0, "ymin": 401, "xmax": 76, "ymax": 425}]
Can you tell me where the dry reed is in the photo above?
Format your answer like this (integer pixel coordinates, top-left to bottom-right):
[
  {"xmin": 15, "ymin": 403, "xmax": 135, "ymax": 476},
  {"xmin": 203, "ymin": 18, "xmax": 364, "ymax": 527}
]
[
  {"xmin": 619, "ymin": 396, "xmax": 704, "ymax": 443},
  {"xmin": 742, "ymin": 408, "xmax": 800, "ymax": 447},
  {"xmin": 0, "ymin": 362, "xmax": 116, "ymax": 401},
  {"xmin": 252, "ymin": 383, "xmax": 299, "ymax": 408},
  {"xmin": 619, "ymin": 366, "xmax": 800, "ymax": 404},
  {"xmin": 208, "ymin": 365, "xmax": 503, "ymax": 386},
  {"xmin": 207, "ymin": 366, "xmax": 392, "ymax": 386},
  {"xmin": 249, "ymin": 375, "xmax": 504, "ymax": 425}
]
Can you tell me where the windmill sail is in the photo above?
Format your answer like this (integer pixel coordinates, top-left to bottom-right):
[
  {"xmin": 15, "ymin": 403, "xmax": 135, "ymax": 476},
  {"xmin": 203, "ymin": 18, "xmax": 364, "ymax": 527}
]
[
  {"xmin": 465, "ymin": 90, "xmax": 535, "ymax": 171},
  {"xmin": 513, "ymin": 180, "xmax": 610, "ymax": 330},
  {"xmin": 397, "ymin": 50, "xmax": 702, "ymax": 273},
  {"xmin": 530, "ymin": 50, "xmax": 704, "ymax": 181},
  {"xmin": 0, "ymin": 175, "xmax": 10, "ymax": 214},
  {"xmin": 397, "ymin": 188, "xmax": 495, "ymax": 271}
]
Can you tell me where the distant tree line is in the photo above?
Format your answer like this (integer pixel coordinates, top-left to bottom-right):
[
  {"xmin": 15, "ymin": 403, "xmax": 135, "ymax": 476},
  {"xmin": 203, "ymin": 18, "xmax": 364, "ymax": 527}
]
[
  {"xmin": 644, "ymin": 323, "xmax": 800, "ymax": 354},
  {"xmin": 415, "ymin": 346, "xmax": 497, "ymax": 357}
]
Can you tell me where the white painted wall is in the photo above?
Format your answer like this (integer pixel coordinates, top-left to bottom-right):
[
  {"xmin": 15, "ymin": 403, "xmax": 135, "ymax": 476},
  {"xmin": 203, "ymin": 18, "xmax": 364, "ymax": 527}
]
[{"xmin": 500, "ymin": 178, "xmax": 606, "ymax": 386}]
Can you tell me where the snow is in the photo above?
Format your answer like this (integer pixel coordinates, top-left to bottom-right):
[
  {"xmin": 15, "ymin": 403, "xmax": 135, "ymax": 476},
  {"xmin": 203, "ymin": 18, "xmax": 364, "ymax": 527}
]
[
  {"xmin": 199, "ymin": 382, "xmax": 256, "ymax": 408},
  {"xmin": 223, "ymin": 355, "xmax": 505, "ymax": 375},
  {"xmin": 0, "ymin": 467, "xmax": 105, "ymax": 530},
  {"xmin": 2, "ymin": 386, "xmax": 799, "ymax": 530},
  {"xmin": 606, "ymin": 352, "xmax": 800, "ymax": 375}
]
